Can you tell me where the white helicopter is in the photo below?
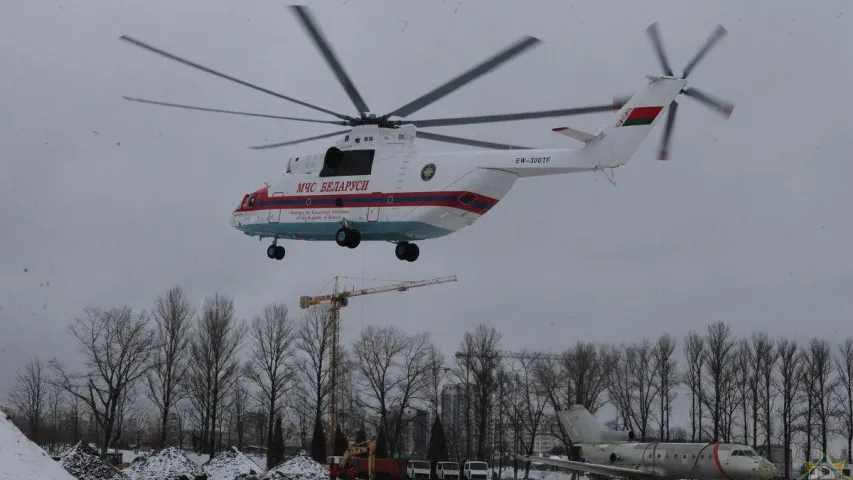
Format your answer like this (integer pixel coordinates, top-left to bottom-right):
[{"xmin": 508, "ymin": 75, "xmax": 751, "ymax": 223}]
[{"xmin": 121, "ymin": 6, "xmax": 734, "ymax": 263}]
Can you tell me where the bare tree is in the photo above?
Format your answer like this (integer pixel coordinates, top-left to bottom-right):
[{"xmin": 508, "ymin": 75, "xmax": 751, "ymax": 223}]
[
  {"xmin": 798, "ymin": 346, "xmax": 817, "ymax": 463},
  {"xmin": 506, "ymin": 353, "xmax": 548, "ymax": 478},
  {"xmin": 289, "ymin": 391, "xmax": 314, "ymax": 449},
  {"xmin": 775, "ymin": 338, "xmax": 802, "ymax": 478},
  {"xmin": 538, "ymin": 341, "xmax": 615, "ymax": 459},
  {"xmin": 746, "ymin": 332, "xmax": 774, "ymax": 450},
  {"xmin": 457, "ymin": 324, "xmax": 503, "ymax": 460},
  {"xmin": 653, "ymin": 333, "xmax": 678, "ymax": 441},
  {"xmin": 230, "ymin": 377, "xmax": 250, "ymax": 450},
  {"xmin": 145, "ymin": 285, "xmax": 194, "ymax": 448},
  {"xmin": 7, "ymin": 356, "xmax": 46, "ymax": 442},
  {"xmin": 684, "ymin": 331, "xmax": 706, "ymax": 442},
  {"xmin": 804, "ymin": 337, "xmax": 838, "ymax": 454},
  {"xmin": 733, "ymin": 339, "xmax": 751, "ymax": 444},
  {"xmin": 354, "ymin": 325, "xmax": 433, "ymax": 455},
  {"xmin": 124, "ymin": 396, "xmax": 151, "ymax": 452},
  {"xmin": 837, "ymin": 338, "xmax": 853, "ymax": 463},
  {"xmin": 44, "ymin": 380, "xmax": 64, "ymax": 453},
  {"xmin": 422, "ymin": 344, "xmax": 448, "ymax": 418},
  {"xmin": 756, "ymin": 333, "xmax": 778, "ymax": 459},
  {"xmin": 701, "ymin": 321, "xmax": 737, "ymax": 442},
  {"xmin": 188, "ymin": 293, "xmax": 246, "ymax": 460},
  {"xmin": 247, "ymin": 302, "xmax": 297, "ymax": 468},
  {"xmin": 50, "ymin": 306, "xmax": 156, "ymax": 454},
  {"xmin": 609, "ymin": 340, "xmax": 658, "ymax": 440},
  {"xmin": 296, "ymin": 305, "xmax": 334, "ymax": 441}
]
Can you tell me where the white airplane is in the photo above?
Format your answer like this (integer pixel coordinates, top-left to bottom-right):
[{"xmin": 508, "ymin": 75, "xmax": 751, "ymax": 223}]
[
  {"xmin": 120, "ymin": 7, "xmax": 734, "ymax": 263},
  {"xmin": 517, "ymin": 405, "xmax": 776, "ymax": 480}
]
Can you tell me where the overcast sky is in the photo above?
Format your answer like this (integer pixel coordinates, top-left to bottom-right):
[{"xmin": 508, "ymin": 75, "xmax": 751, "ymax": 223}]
[{"xmin": 2, "ymin": 0, "xmax": 852, "ymax": 438}]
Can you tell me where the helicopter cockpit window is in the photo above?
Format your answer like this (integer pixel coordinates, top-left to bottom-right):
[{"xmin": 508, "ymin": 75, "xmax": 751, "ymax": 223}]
[
  {"xmin": 244, "ymin": 194, "xmax": 255, "ymax": 208},
  {"xmin": 320, "ymin": 149, "xmax": 375, "ymax": 177}
]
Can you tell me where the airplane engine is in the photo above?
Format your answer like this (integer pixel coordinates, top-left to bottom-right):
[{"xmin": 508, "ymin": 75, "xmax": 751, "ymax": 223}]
[{"xmin": 601, "ymin": 430, "xmax": 635, "ymax": 442}]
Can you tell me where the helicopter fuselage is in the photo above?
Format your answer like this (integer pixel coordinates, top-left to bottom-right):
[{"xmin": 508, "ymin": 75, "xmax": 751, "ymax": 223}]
[{"xmin": 230, "ymin": 126, "xmax": 526, "ymax": 242}]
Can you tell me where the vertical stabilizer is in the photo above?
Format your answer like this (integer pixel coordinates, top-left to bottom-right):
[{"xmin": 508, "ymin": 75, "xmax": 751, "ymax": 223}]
[
  {"xmin": 557, "ymin": 405, "xmax": 603, "ymax": 445},
  {"xmin": 581, "ymin": 76, "xmax": 685, "ymax": 168},
  {"xmin": 558, "ymin": 405, "xmax": 635, "ymax": 445}
]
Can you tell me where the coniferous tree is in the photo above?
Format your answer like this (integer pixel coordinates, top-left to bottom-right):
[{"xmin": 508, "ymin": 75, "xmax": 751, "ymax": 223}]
[
  {"xmin": 355, "ymin": 427, "xmax": 367, "ymax": 443},
  {"xmin": 334, "ymin": 424, "xmax": 349, "ymax": 455},
  {"xmin": 427, "ymin": 416, "xmax": 449, "ymax": 461},
  {"xmin": 270, "ymin": 415, "xmax": 285, "ymax": 468},
  {"xmin": 311, "ymin": 417, "xmax": 327, "ymax": 463},
  {"xmin": 374, "ymin": 425, "xmax": 389, "ymax": 458}
]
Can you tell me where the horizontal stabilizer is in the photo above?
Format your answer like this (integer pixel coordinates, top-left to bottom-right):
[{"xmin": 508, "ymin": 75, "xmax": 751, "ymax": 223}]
[{"xmin": 552, "ymin": 126, "xmax": 597, "ymax": 143}]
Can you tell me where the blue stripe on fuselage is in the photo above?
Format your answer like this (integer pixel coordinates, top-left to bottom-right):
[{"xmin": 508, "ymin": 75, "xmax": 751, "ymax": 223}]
[{"xmin": 234, "ymin": 221, "xmax": 454, "ymax": 242}]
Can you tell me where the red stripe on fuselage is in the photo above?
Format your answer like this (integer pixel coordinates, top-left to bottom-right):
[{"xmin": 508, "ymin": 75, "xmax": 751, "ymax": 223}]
[
  {"xmin": 712, "ymin": 443, "xmax": 733, "ymax": 480},
  {"xmin": 234, "ymin": 190, "xmax": 500, "ymax": 216},
  {"xmin": 626, "ymin": 105, "xmax": 664, "ymax": 121}
]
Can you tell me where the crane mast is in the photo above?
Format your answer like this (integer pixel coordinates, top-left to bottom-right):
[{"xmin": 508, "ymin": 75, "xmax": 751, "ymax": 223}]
[{"xmin": 300, "ymin": 274, "xmax": 457, "ymax": 453}]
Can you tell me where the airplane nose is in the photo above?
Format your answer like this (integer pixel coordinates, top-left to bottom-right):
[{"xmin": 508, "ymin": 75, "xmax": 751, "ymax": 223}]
[{"xmin": 757, "ymin": 460, "xmax": 776, "ymax": 479}]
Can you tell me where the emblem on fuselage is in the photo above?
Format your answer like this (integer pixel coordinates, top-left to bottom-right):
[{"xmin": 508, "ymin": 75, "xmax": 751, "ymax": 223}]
[{"xmin": 420, "ymin": 163, "xmax": 436, "ymax": 181}]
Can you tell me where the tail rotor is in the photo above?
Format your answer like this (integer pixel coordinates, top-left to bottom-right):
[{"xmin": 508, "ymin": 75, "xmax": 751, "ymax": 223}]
[{"xmin": 617, "ymin": 22, "xmax": 735, "ymax": 160}]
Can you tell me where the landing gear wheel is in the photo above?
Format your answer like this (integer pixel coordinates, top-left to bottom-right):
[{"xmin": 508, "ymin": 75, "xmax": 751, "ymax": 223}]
[
  {"xmin": 267, "ymin": 244, "xmax": 285, "ymax": 260},
  {"xmin": 395, "ymin": 242, "xmax": 419, "ymax": 262},
  {"xmin": 267, "ymin": 245, "xmax": 277, "ymax": 259},
  {"xmin": 335, "ymin": 227, "xmax": 361, "ymax": 248},
  {"xmin": 346, "ymin": 229, "xmax": 361, "ymax": 249}
]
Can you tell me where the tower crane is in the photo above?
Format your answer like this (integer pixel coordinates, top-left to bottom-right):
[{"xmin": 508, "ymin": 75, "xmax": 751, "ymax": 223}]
[{"xmin": 300, "ymin": 274, "xmax": 457, "ymax": 452}]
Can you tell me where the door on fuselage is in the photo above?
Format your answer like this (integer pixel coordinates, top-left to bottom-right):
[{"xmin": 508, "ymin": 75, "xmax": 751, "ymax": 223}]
[
  {"xmin": 268, "ymin": 192, "xmax": 283, "ymax": 223},
  {"xmin": 367, "ymin": 206, "xmax": 380, "ymax": 222}
]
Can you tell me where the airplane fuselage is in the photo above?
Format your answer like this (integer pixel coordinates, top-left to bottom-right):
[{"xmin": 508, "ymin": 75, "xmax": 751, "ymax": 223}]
[{"xmin": 580, "ymin": 442, "xmax": 776, "ymax": 480}]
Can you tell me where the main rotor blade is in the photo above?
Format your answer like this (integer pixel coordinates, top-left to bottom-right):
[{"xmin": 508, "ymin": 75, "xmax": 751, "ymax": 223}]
[
  {"xmin": 682, "ymin": 87, "xmax": 734, "ymax": 118},
  {"xmin": 122, "ymin": 96, "xmax": 348, "ymax": 125},
  {"xmin": 416, "ymin": 131, "xmax": 531, "ymax": 150},
  {"xmin": 407, "ymin": 104, "xmax": 616, "ymax": 128},
  {"xmin": 119, "ymin": 35, "xmax": 350, "ymax": 121},
  {"xmin": 290, "ymin": 6, "xmax": 370, "ymax": 114},
  {"xmin": 387, "ymin": 35, "xmax": 542, "ymax": 119},
  {"xmin": 657, "ymin": 100, "xmax": 678, "ymax": 160},
  {"xmin": 248, "ymin": 129, "xmax": 352, "ymax": 150},
  {"xmin": 682, "ymin": 25, "xmax": 727, "ymax": 78},
  {"xmin": 645, "ymin": 22, "xmax": 674, "ymax": 77}
]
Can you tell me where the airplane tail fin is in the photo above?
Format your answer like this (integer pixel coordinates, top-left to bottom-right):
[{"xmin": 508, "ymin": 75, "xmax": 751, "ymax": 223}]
[
  {"xmin": 579, "ymin": 76, "xmax": 685, "ymax": 168},
  {"xmin": 557, "ymin": 405, "xmax": 635, "ymax": 445}
]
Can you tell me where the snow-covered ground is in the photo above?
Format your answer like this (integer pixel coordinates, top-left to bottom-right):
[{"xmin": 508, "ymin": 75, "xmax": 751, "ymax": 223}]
[
  {"xmin": 0, "ymin": 414, "xmax": 576, "ymax": 480},
  {"xmin": 202, "ymin": 447, "xmax": 265, "ymax": 480},
  {"xmin": 0, "ymin": 410, "xmax": 77, "ymax": 480}
]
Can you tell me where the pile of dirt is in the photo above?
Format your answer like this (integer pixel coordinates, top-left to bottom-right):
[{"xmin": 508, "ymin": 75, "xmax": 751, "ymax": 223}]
[
  {"xmin": 122, "ymin": 446, "xmax": 206, "ymax": 480},
  {"xmin": 0, "ymin": 410, "xmax": 77, "ymax": 480},
  {"xmin": 202, "ymin": 447, "xmax": 264, "ymax": 480},
  {"xmin": 264, "ymin": 451, "xmax": 328, "ymax": 480},
  {"xmin": 59, "ymin": 441, "xmax": 128, "ymax": 480}
]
